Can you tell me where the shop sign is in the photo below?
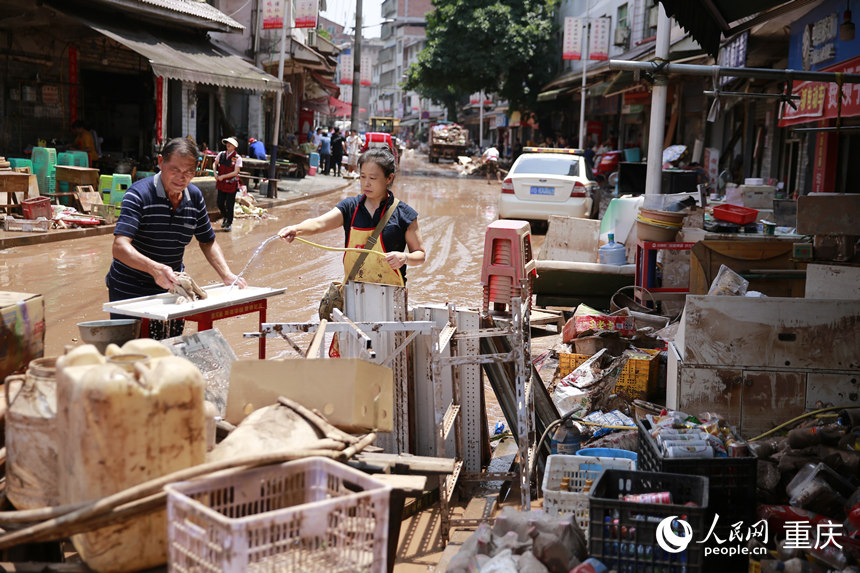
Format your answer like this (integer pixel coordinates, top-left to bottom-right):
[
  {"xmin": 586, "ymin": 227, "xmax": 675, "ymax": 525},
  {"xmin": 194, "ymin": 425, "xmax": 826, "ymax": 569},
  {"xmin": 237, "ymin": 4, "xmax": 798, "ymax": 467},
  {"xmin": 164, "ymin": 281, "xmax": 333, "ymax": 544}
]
[
  {"xmin": 788, "ymin": 0, "xmax": 860, "ymax": 71},
  {"xmin": 622, "ymin": 103, "xmax": 643, "ymax": 114},
  {"xmin": 590, "ymin": 18, "xmax": 611, "ymax": 61},
  {"xmin": 295, "ymin": 0, "xmax": 319, "ymax": 29},
  {"xmin": 779, "ymin": 54, "xmax": 860, "ymax": 126},
  {"xmin": 263, "ymin": 0, "xmax": 284, "ymax": 29},
  {"xmin": 704, "ymin": 147, "xmax": 720, "ymax": 186},
  {"xmin": 360, "ymin": 55, "xmax": 371, "ymax": 86},
  {"xmin": 421, "ymin": 111, "xmax": 430, "ymax": 119},
  {"xmin": 509, "ymin": 111, "xmax": 521, "ymax": 127},
  {"xmin": 340, "ymin": 53, "xmax": 353, "ymax": 85},
  {"xmin": 718, "ymin": 31, "xmax": 748, "ymax": 87},
  {"xmin": 563, "ymin": 17, "xmax": 583, "ymax": 60},
  {"xmin": 41, "ymin": 85, "xmax": 59, "ymax": 105}
]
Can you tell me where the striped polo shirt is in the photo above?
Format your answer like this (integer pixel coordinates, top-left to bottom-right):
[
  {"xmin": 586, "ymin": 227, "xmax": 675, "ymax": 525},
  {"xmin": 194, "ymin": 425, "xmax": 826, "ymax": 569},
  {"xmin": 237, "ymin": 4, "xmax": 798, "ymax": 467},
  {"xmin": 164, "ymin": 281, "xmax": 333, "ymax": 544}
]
[{"xmin": 106, "ymin": 173, "xmax": 216, "ymax": 299}]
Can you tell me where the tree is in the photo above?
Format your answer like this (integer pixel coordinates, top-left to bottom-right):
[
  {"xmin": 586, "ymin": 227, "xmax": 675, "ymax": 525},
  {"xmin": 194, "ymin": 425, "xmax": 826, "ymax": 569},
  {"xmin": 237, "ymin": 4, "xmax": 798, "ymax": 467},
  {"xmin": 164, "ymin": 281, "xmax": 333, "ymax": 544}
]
[{"xmin": 404, "ymin": 0, "xmax": 560, "ymax": 119}]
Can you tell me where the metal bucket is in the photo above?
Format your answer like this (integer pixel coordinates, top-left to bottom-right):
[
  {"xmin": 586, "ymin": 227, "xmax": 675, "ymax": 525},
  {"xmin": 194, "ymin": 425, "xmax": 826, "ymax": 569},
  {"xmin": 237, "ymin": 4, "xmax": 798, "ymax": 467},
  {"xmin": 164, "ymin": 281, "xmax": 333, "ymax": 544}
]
[
  {"xmin": 77, "ymin": 319, "xmax": 140, "ymax": 354},
  {"xmin": 6, "ymin": 357, "xmax": 60, "ymax": 509}
]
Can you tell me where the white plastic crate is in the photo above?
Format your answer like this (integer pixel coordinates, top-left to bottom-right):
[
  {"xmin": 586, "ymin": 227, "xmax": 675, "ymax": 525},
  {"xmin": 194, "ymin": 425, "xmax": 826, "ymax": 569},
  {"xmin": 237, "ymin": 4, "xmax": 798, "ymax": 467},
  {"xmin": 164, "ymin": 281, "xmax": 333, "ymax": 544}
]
[
  {"xmin": 541, "ymin": 454, "xmax": 637, "ymax": 534},
  {"xmin": 166, "ymin": 456, "xmax": 392, "ymax": 573}
]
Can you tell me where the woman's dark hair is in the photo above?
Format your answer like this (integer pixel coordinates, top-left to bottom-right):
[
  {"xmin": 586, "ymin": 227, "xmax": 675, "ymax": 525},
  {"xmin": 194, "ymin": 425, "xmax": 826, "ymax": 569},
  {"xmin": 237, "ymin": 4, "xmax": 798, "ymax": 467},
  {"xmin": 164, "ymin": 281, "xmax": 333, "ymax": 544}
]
[
  {"xmin": 160, "ymin": 137, "xmax": 199, "ymax": 162},
  {"xmin": 359, "ymin": 147, "xmax": 396, "ymax": 178}
]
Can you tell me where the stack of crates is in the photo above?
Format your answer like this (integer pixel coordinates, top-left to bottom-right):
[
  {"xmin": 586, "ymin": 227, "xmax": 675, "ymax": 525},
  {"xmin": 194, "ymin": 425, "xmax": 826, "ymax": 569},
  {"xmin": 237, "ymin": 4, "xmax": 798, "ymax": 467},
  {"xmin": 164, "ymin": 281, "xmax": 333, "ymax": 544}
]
[
  {"xmin": 32, "ymin": 147, "xmax": 57, "ymax": 196},
  {"xmin": 57, "ymin": 151, "xmax": 90, "ymax": 192},
  {"xmin": 637, "ymin": 418, "xmax": 757, "ymax": 572}
]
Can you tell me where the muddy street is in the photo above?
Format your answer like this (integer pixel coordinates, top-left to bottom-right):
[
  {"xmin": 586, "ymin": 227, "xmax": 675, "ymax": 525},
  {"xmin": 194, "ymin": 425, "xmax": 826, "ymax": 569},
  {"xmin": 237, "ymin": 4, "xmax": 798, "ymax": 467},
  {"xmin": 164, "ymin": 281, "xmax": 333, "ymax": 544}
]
[{"xmin": 1, "ymin": 154, "xmax": 543, "ymax": 363}]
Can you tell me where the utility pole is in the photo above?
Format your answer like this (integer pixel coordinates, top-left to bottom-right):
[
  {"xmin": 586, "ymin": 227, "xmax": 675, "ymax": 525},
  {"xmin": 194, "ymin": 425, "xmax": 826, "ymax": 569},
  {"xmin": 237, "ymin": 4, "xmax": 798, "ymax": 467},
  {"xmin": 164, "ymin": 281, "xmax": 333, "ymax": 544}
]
[
  {"xmin": 350, "ymin": 0, "xmax": 363, "ymax": 132},
  {"xmin": 266, "ymin": 0, "xmax": 291, "ymax": 198},
  {"xmin": 577, "ymin": 0, "xmax": 591, "ymax": 150},
  {"xmin": 478, "ymin": 90, "xmax": 484, "ymax": 149},
  {"xmin": 644, "ymin": 4, "xmax": 670, "ymax": 195}
]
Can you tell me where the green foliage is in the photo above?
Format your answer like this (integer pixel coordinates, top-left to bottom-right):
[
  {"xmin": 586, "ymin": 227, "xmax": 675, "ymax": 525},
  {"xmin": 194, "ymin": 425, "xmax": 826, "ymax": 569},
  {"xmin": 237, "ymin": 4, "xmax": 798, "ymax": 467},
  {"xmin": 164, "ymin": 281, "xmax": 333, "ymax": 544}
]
[
  {"xmin": 404, "ymin": 0, "xmax": 560, "ymax": 117},
  {"xmin": 317, "ymin": 27, "xmax": 331, "ymax": 40}
]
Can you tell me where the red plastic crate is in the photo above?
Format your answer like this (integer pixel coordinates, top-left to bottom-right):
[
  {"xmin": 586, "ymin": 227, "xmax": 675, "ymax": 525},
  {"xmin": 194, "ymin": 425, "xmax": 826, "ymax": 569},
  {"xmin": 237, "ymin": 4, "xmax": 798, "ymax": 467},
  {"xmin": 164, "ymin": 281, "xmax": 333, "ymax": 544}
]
[
  {"xmin": 21, "ymin": 197, "xmax": 52, "ymax": 220},
  {"xmin": 712, "ymin": 203, "xmax": 758, "ymax": 225}
]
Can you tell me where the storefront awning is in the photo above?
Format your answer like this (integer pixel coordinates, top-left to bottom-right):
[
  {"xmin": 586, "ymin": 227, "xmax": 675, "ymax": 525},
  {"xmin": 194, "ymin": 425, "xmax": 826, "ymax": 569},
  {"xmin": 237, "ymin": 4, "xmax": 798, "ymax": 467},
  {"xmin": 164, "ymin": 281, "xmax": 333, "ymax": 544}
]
[
  {"xmin": 84, "ymin": 20, "xmax": 283, "ymax": 92},
  {"xmin": 537, "ymin": 88, "xmax": 566, "ymax": 102},
  {"xmin": 657, "ymin": 0, "xmax": 795, "ymax": 58}
]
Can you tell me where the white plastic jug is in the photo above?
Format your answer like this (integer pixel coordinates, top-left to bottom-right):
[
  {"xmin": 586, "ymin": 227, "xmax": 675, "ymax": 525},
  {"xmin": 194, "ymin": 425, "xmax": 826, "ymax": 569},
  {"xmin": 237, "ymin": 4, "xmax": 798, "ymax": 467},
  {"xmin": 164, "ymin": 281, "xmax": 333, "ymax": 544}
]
[{"xmin": 57, "ymin": 345, "xmax": 206, "ymax": 573}]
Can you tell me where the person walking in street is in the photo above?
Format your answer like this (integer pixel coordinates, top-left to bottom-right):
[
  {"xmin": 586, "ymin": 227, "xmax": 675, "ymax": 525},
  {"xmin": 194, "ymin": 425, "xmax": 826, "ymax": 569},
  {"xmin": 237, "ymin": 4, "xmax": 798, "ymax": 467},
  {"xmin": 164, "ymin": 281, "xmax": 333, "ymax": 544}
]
[
  {"xmin": 319, "ymin": 130, "xmax": 332, "ymax": 176},
  {"xmin": 330, "ymin": 127, "xmax": 345, "ymax": 177},
  {"xmin": 215, "ymin": 137, "xmax": 242, "ymax": 231},
  {"xmin": 346, "ymin": 130, "xmax": 362, "ymax": 178},
  {"xmin": 106, "ymin": 137, "xmax": 246, "ymax": 339},
  {"xmin": 312, "ymin": 127, "xmax": 323, "ymax": 149},
  {"xmin": 278, "ymin": 147, "xmax": 426, "ymax": 287},
  {"xmin": 482, "ymin": 144, "xmax": 501, "ymax": 184}
]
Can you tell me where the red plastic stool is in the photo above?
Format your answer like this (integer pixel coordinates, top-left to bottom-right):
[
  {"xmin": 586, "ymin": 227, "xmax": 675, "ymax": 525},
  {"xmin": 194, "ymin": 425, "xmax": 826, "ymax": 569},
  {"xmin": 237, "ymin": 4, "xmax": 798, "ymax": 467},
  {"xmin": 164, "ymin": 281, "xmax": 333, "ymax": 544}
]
[{"xmin": 480, "ymin": 220, "xmax": 536, "ymax": 313}]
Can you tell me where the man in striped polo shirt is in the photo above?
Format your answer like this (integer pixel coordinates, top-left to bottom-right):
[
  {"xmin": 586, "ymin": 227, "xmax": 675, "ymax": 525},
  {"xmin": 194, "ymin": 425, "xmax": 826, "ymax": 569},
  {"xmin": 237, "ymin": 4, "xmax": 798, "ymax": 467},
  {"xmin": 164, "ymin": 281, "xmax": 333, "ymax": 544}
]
[{"xmin": 106, "ymin": 137, "xmax": 247, "ymax": 339}]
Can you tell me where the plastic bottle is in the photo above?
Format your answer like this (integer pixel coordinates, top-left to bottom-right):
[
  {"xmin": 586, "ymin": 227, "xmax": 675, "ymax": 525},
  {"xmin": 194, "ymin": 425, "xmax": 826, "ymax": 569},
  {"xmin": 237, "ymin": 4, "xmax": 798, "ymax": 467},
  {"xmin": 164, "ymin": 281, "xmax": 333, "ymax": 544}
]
[
  {"xmin": 599, "ymin": 233, "xmax": 627, "ymax": 266},
  {"xmin": 551, "ymin": 419, "xmax": 582, "ymax": 455}
]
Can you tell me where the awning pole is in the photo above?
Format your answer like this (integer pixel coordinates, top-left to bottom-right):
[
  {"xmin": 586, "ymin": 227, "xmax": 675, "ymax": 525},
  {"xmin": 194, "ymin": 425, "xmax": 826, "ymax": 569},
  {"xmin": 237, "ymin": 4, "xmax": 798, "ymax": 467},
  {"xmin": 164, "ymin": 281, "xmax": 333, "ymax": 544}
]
[
  {"xmin": 578, "ymin": 0, "xmax": 591, "ymax": 150},
  {"xmin": 267, "ymin": 0, "xmax": 291, "ymax": 198},
  {"xmin": 479, "ymin": 90, "xmax": 484, "ymax": 149},
  {"xmin": 644, "ymin": 3, "xmax": 671, "ymax": 195},
  {"xmin": 608, "ymin": 60, "xmax": 860, "ymax": 84}
]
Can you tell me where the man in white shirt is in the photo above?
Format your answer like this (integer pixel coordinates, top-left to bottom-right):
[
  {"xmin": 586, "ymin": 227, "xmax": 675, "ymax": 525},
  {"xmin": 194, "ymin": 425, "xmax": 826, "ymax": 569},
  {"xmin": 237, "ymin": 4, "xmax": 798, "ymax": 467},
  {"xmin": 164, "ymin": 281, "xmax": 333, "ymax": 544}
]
[{"xmin": 482, "ymin": 145, "xmax": 501, "ymax": 184}]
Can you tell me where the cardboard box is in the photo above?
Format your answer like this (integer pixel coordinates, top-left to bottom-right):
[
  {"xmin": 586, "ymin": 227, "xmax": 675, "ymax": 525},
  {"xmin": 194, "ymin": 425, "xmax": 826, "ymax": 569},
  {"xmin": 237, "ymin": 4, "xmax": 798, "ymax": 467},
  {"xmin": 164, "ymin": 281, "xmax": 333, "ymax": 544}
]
[
  {"xmin": 0, "ymin": 291, "xmax": 46, "ymax": 380},
  {"xmin": 738, "ymin": 184, "xmax": 776, "ymax": 209}
]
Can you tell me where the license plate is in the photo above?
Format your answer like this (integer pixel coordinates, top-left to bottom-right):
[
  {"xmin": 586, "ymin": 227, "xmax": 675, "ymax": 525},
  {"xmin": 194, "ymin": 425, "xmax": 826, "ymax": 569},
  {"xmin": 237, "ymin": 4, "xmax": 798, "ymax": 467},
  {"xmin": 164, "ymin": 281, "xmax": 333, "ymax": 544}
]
[{"xmin": 529, "ymin": 186, "xmax": 554, "ymax": 196}]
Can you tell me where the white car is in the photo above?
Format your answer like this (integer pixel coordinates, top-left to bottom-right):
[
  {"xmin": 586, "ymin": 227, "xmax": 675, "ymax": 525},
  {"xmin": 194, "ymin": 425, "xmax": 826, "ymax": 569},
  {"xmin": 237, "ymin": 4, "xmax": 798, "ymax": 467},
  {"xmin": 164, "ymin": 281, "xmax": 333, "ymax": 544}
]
[{"xmin": 498, "ymin": 148, "xmax": 599, "ymax": 221}]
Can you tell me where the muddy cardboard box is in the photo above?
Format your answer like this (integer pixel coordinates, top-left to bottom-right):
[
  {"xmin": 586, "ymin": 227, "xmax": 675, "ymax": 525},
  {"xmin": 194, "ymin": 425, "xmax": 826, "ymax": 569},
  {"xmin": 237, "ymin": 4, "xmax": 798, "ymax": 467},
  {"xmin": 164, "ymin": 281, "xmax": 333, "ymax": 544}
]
[{"xmin": 0, "ymin": 291, "xmax": 46, "ymax": 380}]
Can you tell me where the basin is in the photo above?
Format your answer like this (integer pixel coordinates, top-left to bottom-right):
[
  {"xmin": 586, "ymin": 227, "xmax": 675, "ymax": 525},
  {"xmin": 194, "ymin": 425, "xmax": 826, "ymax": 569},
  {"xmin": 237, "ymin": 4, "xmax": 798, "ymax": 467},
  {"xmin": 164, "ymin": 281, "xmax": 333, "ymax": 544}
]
[{"xmin": 76, "ymin": 319, "xmax": 141, "ymax": 353}]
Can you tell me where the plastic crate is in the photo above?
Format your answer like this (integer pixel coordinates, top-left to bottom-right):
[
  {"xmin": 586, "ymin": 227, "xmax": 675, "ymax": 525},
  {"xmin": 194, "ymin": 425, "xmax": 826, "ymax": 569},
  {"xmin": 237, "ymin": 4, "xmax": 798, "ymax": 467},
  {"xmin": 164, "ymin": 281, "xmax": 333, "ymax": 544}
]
[
  {"xmin": 166, "ymin": 456, "xmax": 391, "ymax": 573},
  {"xmin": 21, "ymin": 197, "xmax": 52, "ymax": 220},
  {"xmin": 589, "ymin": 469, "xmax": 709, "ymax": 572},
  {"xmin": 9, "ymin": 158, "xmax": 32, "ymax": 172},
  {"xmin": 542, "ymin": 454, "xmax": 637, "ymax": 536},
  {"xmin": 4, "ymin": 216, "xmax": 51, "ymax": 233},
  {"xmin": 712, "ymin": 204, "xmax": 758, "ymax": 225},
  {"xmin": 559, "ymin": 349, "xmax": 660, "ymax": 399},
  {"xmin": 636, "ymin": 418, "xmax": 757, "ymax": 520}
]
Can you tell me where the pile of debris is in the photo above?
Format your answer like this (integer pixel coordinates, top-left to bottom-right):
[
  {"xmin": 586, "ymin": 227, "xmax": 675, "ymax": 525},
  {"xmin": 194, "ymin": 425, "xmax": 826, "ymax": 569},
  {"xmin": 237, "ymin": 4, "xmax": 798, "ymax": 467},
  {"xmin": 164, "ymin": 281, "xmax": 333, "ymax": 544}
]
[{"xmin": 431, "ymin": 123, "xmax": 468, "ymax": 145}]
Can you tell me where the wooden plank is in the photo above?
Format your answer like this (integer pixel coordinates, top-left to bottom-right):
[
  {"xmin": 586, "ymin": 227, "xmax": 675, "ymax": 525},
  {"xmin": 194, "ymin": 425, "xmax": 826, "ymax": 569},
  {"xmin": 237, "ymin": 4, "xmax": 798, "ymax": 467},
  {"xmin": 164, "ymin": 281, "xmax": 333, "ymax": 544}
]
[
  {"xmin": 539, "ymin": 215, "xmax": 600, "ymax": 263},
  {"xmin": 805, "ymin": 263, "xmax": 860, "ymax": 300},
  {"xmin": 352, "ymin": 452, "xmax": 456, "ymax": 474},
  {"xmin": 370, "ymin": 473, "xmax": 428, "ymax": 493}
]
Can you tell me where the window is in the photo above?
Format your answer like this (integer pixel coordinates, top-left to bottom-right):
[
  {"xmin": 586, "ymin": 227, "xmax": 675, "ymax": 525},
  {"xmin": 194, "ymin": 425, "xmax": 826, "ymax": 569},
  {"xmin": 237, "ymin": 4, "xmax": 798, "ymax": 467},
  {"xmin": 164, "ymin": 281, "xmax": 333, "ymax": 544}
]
[
  {"xmin": 618, "ymin": 3, "xmax": 628, "ymax": 29},
  {"xmin": 645, "ymin": 0, "xmax": 659, "ymax": 39}
]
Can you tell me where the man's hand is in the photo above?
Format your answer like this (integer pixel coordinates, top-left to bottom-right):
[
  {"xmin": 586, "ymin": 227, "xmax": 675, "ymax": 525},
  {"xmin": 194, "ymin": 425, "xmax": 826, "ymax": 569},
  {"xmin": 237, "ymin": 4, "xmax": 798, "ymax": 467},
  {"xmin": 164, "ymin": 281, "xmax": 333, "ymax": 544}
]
[
  {"xmin": 225, "ymin": 273, "xmax": 247, "ymax": 288},
  {"xmin": 153, "ymin": 265, "xmax": 179, "ymax": 291}
]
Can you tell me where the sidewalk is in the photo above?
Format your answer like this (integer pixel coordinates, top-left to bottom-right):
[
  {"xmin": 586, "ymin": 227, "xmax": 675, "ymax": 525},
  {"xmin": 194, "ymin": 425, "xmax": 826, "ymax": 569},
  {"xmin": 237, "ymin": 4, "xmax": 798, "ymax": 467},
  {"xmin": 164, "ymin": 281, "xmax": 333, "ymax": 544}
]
[{"xmin": 0, "ymin": 173, "xmax": 355, "ymax": 250}]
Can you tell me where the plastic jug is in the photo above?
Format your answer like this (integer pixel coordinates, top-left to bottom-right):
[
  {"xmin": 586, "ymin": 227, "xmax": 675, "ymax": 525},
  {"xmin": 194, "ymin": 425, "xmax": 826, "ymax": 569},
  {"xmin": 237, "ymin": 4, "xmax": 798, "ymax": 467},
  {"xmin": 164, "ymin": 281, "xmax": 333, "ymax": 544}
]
[
  {"xmin": 57, "ymin": 344, "xmax": 206, "ymax": 573},
  {"xmin": 5, "ymin": 357, "xmax": 60, "ymax": 509},
  {"xmin": 551, "ymin": 419, "xmax": 582, "ymax": 455},
  {"xmin": 598, "ymin": 233, "xmax": 627, "ymax": 265}
]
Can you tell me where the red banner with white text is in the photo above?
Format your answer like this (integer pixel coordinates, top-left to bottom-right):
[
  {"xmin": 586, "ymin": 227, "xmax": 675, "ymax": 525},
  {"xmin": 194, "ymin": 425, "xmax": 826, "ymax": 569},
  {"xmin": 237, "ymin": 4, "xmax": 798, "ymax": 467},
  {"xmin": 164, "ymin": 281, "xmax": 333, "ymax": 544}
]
[{"xmin": 779, "ymin": 55, "xmax": 860, "ymax": 126}]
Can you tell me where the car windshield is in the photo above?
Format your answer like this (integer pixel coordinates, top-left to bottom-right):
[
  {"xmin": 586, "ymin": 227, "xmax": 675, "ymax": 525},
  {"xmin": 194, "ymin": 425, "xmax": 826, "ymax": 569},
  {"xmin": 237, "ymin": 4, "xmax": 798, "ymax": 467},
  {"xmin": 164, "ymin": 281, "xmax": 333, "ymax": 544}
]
[{"xmin": 514, "ymin": 155, "xmax": 591, "ymax": 179}]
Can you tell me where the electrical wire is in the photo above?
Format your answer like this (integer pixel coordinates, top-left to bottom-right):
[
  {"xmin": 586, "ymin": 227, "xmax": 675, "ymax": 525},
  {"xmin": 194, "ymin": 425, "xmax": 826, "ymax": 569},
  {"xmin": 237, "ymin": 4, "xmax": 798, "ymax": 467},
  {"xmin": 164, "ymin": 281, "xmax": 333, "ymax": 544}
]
[{"xmin": 748, "ymin": 405, "xmax": 852, "ymax": 442}]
